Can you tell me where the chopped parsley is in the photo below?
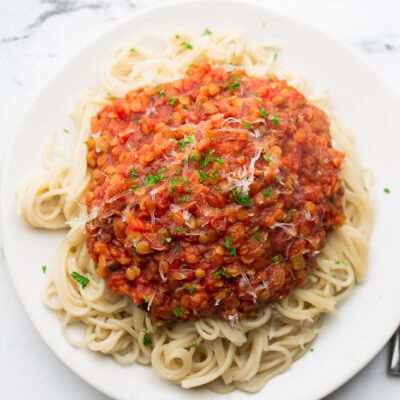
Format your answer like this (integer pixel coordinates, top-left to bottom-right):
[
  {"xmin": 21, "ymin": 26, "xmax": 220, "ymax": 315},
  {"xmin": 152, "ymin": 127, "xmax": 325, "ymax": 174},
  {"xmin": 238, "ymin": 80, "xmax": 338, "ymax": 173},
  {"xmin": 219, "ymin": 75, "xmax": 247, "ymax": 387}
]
[
  {"xmin": 71, "ymin": 272, "xmax": 89, "ymax": 289},
  {"xmin": 177, "ymin": 226, "xmax": 186, "ymax": 234},
  {"xmin": 271, "ymin": 254, "xmax": 281, "ymax": 264},
  {"xmin": 263, "ymin": 187, "xmax": 273, "ymax": 197},
  {"xmin": 271, "ymin": 117, "xmax": 283, "ymax": 126},
  {"xmin": 263, "ymin": 154, "xmax": 271, "ymax": 163},
  {"xmin": 191, "ymin": 342, "xmax": 199, "ymax": 349},
  {"xmin": 202, "ymin": 28, "xmax": 212, "ymax": 36},
  {"xmin": 169, "ymin": 96, "xmax": 178, "ymax": 106},
  {"xmin": 145, "ymin": 173, "xmax": 164, "ymax": 187},
  {"xmin": 384, "ymin": 187, "xmax": 391, "ymax": 194},
  {"xmin": 130, "ymin": 48, "xmax": 136, "ymax": 53},
  {"xmin": 143, "ymin": 295, "xmax": 150, "ymax": 304},
  {"xmin": 231, "ymin": 188, "xmax": 252, "ymax": 206},
  {"xmin": 181, "ymin": 177, "xmax": 189, "ymax": 185},
  {"xmin": 180, "ymin": 196, "xmax": 187, "ymax": 202},
  {"xmin": 170, "ymin": 176, "xmax": 178, "ymax": 192},
  {"xmin": 213, "ymin": 267, "xmax": 228, "ymax": 277},
  {"xmin": 143, "ymin": 328, "xmax": 153, "ymax": 347},
  {"xmin": 273, "ymin": 52, "xmax": 278, "ymax": 61},
  {"xmin": 63, "ymin": 128, "xmax": 69, "ymax": 133},
  {"xmin": 211, "ymin": 169, "xmax": 219, "ymax": 180},
  {"xmin": 224, "ymin": 237, "xmax": 236, "ymax": 256},
  {"xmin": 199, "ymin": 150, "xmax": 224, "ymax": 167},
  {"xmin": 177, "ymin": 135, "xmax": 195, "ymax": 150},
  {"xmin": 173, "ymin": 307, "xmax": 183, "ymax": 317},
  {"xmin": 335, "ymin": 260, "xmax": 347, "ymax": 265},
  {"xmin": 226, "ymin": 75, "xmax": 241, "ymax": 92},
  {"xmin": 180, "ymin": 41, "xmax": 193, "ymax": 50},
  {"xmin": 164, "ymin": 237, "xmax": 172, "ymax": 243},
  {"xmin": 252, "ymin": 231, "xmax": 262, "ymax": 241},
  {"xmin": 129, "ymin": 167, "xmax": 139, "ymax": 179},
  {"xmin": 157, "ymin": 89, "xmax": 165, "ymax": 97},
  {"xmin": 186, "ymin": 286, "xmax": 196, "ymax": 294},
  {"xmin": 198, "ymin": 170, "xmax": 208, "ymax": 182},
  {"xmin": 198, "ymin": 169, "xmax": 219, "ymax": 182},
  {"xmin": 258, "ymin": 107, "xmax": 269, "ymax": 118},
  {"xmin": 41, "ymin": 265, "xmax": 47, "ymax": 274},
  {"xmin": 241, "ymin": 119, "xmax": 254, "ymax": 130}
]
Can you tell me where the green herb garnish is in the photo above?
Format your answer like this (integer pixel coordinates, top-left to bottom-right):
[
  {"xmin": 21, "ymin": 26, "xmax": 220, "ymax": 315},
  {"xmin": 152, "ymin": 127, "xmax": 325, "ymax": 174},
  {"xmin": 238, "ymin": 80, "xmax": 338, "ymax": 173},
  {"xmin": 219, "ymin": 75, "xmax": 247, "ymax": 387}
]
[
  {"xmin": 271, "ymin": 117, "xmax": 283, "ymax": 126},
  {"xmin": 71, "ymin": 272, "xmax": 89, "ymax": 289},
  {"xmin": 198, "ymin": 170, "xmax": 209, "ymax": 182},
  {"xmin": 186, "ymin": 286, "xmax": 196, "ymax": 294},
  {"xmin": 384, "ymin": 187, "xmax": 391, "ymax": 194},
  {"xmin": 180, "ymin": 41, "xmax": 193, "ymax": 50},
  {"xmin": 145, "ymin": 173, "xmax": 164, "ymax": 187},
  {"xmin": 169, "ymin": 96, "xmax": 178, "ymax": 106},
  {"xmin": 143, "ymin": 329, "xmax": 153, "ymax": 347},
  {"xmin": 258, "ymin": 107, "xmax": 269, "ymax": 118},
  {"xmin": 143, "ymin": 295, "xmax": 150, "ymax": 304},
  {"xmin": 164, "ymin": 237, "xmax": 172, "ymax": 243},
  {"xmin": 173, "ymin": 307, "xmax": 183, "ymax": 317},
  {"xmin": 241, "ymin": 119, "xmax": 254, "ymax": 130},
  {"xmin": 335, "ymin": 260, "xmax": 347, "ymax": 265},
  {"xmin": 199, "ymin": 150, "xmax": 224, "ymax": 167},
  {"xmin": 231, "ymin": 187, "xmax": 252, "ymax": 206},
  {"xmin": 224, "ymin": 237, "xmax": 236, "ymax": 256},
  {"xmin": 63, "ymin": 128, "xmax": 69, "ymax": 133},
  {"xmin": 177, "ymin": 135, "xmax": 195, "ymax": 150},
  {"xmin": 263, "ymin": 187, "xmax": 273, "ymax": 197},
  {"xmin": 129, "ymin": 167, "xmax": 139, "ymax": 179},
  {"xmin": 177, "ymin": 226, "xmax": 186, "ymax": 234},
  {"xmin": 157, "ymin": 90, "xmax": 165, "ymax": 97},
  {"xmin": 202, "ymin": 28, "xmax": 212, "ymax": 36},
  {"xmin": 213, "ymin": 267, "xmax": 228, "ymax": 277},
  {"xmin": 271, "ymin": 254, "xmax": 281, "ymax": 264},
  {"xmin": 41, "ymin": 265, "xmax": 47, "ymax": 274},
  {"xmin": 252, "ymin": 231, "xmax": 262, "ymax": 241},
  {"xmin": 180, "ymin": 196, "xmax": 187, "ymax": 202},
  {"xmin": 170, "ymin": 176, "xmax": 178, "ymax": 192},
  {"xmin": 263, "ymin": 154, "xmax": 271, "ymax": 163},
  {"xmin": 226, "ymin": 75, "xmax": 241, "ymax": 92}
]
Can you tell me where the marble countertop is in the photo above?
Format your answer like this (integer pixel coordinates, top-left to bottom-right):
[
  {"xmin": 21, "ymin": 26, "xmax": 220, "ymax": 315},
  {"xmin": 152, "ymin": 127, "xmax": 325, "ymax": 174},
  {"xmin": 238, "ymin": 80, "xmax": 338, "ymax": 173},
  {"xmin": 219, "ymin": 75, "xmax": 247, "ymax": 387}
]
[{"xmin": 0, "ymin": 0, "xmax": 399, "ymax": 399}]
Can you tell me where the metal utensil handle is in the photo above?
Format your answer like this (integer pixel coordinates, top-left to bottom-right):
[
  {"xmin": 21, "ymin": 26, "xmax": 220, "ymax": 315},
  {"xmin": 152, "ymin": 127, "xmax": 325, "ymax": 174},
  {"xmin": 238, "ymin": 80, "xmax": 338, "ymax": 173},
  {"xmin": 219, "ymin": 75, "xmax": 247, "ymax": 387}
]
[{"xmin": 388, "ymin": 327, "xmax": 400, "ymax": 375}]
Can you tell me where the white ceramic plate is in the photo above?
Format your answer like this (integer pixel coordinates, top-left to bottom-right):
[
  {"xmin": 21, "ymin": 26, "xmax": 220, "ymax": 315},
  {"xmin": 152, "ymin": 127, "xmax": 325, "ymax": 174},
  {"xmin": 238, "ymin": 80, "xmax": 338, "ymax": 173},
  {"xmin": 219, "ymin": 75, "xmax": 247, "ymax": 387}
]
[{"xmin": 2, "ymin": 1, "xmax": 400, "ymax": 399}]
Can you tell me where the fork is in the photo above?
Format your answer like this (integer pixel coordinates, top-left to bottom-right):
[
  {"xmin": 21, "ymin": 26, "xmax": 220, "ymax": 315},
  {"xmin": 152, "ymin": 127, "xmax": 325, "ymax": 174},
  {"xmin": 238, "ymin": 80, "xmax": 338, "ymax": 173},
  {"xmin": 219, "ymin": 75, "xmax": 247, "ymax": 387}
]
[{"xmin": 388, "ymin": 327, "xmax": 400, "ymax": 375}]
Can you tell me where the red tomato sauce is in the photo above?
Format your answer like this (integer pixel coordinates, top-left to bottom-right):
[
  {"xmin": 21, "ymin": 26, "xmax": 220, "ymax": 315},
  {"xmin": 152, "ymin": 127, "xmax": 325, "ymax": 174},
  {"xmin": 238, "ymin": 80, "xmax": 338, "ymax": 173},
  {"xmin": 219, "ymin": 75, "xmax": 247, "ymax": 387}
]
[{"xmin": 85, "ymin": 63, "xmax": 345, "ymax": 323}]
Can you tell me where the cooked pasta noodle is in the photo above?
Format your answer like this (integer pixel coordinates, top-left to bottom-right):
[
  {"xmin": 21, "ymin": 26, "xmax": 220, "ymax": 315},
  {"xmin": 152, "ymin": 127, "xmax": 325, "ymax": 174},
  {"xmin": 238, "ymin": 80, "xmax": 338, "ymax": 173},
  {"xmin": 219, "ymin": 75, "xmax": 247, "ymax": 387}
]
[{"xmin": 17, "ymin": 32, "xmax": 372, "ymax": 393}]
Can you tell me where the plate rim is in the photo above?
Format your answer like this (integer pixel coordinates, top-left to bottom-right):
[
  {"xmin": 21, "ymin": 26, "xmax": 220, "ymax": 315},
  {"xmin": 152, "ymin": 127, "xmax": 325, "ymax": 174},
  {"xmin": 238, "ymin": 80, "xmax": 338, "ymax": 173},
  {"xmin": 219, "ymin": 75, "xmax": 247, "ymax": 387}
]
[{"xmin": 2, "ymin": 1, "xmax": 400, "ymax": 399}]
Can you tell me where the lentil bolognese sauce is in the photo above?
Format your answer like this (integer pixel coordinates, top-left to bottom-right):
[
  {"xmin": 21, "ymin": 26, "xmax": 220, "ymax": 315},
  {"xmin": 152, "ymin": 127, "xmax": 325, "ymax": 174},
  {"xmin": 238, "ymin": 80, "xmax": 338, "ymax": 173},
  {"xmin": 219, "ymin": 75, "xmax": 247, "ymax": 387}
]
[
  {"xmin": 18, "ymin": 32, "xmax": 371, "ymax": 393},
  {"xmin": 86, "ymin": 63, "xmax": 345, "ymax": 323}
]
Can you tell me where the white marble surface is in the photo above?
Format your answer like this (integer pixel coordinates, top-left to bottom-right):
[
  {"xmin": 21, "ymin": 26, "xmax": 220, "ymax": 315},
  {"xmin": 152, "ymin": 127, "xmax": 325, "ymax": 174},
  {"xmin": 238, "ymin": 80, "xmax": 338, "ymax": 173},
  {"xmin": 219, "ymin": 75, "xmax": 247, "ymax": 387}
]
[{"xmin": 1, "ymin": 0, "xmax": 399, "ymax": 399}]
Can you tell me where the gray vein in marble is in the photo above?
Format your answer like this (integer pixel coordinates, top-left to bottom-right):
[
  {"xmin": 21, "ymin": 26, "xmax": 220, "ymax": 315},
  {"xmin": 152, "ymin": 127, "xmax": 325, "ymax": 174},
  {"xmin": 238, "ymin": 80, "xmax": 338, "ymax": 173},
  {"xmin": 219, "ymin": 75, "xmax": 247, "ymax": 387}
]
[
  {"xmin": 0, "ymin": 35, "xmax": 30, "ymax": 44},
  {"xmin": 0, "ymin": 0, "xmax": 135, "ymax": 44},
  {"xmin": 357, "ymin": 34, "xmax": 400, "ymax": 53},
  {"xmin": 12, "ymin": 77, "xmax": 23, "ymax": 87}
]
